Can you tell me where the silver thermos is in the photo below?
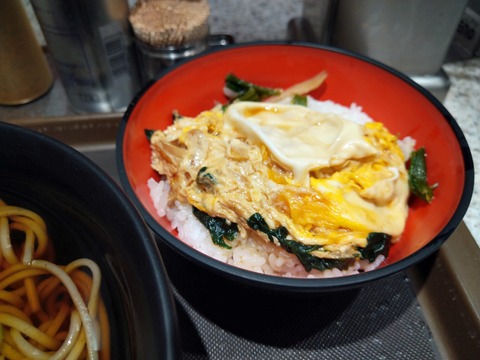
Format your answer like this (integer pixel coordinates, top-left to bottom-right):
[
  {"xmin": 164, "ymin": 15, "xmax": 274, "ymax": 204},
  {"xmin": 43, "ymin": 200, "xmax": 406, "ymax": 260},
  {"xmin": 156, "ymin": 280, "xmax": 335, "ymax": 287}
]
[{"xmin": 31, "ymin": 0, "xmax": 140, "ymax": 113}]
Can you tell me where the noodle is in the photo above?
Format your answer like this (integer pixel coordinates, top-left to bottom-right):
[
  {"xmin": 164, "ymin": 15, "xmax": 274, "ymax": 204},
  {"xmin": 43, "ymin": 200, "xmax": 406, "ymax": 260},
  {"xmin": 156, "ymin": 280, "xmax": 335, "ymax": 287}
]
[{"xmin": 0, "ymin": 199, "xmax": 110, "ymax": 359}]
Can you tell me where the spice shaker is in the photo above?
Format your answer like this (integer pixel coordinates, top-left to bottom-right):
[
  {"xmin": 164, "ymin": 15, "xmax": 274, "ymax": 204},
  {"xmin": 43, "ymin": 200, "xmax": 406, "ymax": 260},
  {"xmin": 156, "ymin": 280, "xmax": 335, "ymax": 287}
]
[
  {"xmin": 0, "ymin": 0, "xmax": 53, "ymax": 105},
  {"xmin": 129, "ymin": 0, "xmax": 211, "ymax": 84},
  {"xmin": 31, "ymin": 0, "xmax": 140, "ymax": 113}
]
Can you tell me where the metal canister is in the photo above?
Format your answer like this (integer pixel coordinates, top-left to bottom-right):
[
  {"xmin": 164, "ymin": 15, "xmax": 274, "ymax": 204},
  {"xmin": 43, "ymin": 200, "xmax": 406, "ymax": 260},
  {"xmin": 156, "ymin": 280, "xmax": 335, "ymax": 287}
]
[{"xmin": 31, "ymin": 0, "xmax": 140, "ymax": 113}]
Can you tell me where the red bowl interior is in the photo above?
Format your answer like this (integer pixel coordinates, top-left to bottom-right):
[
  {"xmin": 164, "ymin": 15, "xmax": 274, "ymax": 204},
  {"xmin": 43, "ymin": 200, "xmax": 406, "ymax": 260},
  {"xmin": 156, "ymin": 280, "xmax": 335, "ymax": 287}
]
[{"xmin": 121, "ymin": 43, "xmax": 470, "ymax": 271}]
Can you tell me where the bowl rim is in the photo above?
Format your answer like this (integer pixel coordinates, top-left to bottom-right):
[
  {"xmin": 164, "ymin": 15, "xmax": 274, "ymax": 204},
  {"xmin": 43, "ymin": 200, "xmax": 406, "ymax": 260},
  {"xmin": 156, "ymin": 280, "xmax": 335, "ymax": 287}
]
[
  {"xmin": 116, "ymin": 41, "xmax": 475, "ymax": 292},
  {"xmin": 0, "ymin": 121, "xmax": 180, "ymax": 357}
]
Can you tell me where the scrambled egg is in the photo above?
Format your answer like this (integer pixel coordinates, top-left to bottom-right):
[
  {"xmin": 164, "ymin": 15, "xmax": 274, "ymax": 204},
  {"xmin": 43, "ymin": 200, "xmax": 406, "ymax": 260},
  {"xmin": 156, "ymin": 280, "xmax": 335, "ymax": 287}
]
[{"xmin": 150, "ymin": 101, "xmax": 409, "ymax": 260}]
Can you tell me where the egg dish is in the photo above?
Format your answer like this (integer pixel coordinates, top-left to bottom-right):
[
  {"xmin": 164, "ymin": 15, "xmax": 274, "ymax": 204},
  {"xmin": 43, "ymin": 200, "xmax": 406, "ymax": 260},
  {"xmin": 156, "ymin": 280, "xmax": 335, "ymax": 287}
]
[{"xmin": 147, "ymin": 74, "xmax": 430, "ymax": 277}]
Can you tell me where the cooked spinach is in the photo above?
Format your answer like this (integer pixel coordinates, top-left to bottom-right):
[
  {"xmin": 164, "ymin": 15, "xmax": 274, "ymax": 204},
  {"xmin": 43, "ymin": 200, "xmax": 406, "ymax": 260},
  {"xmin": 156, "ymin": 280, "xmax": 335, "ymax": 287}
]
[
  {"xmin": 193, "ymin": 207, "xmax": 238, "ymax": 249},
  {"xmin": 196, "ymin": 167, "xmax": 216, "ymax": 191},
  {"xmin": 357, "ymin": 232, "xmax": 392, "ymax": 263},
  {"xmin": 225, "ymin": 73, "xmax": 280, "ymax": 102},
  {"xmin": 145, "ymin": 129, "xmax": 155, "ymax": 142},
  {"xmin": 291, "ymin": 94, "xmax": 307, "ymax": 106},
  {"xmin": 247, "ymin": 213, "xmax": 353, "ymax": 271},
  {"xmin": 408, "ymin": 147, "xmax": 437, "ymax": 203}
]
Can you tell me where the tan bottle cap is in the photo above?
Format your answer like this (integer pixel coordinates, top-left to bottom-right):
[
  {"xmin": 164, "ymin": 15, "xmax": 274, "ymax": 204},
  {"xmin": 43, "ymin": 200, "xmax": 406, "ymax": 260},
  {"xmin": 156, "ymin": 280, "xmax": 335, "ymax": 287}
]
[{"xmin": 129, "ymin": 0, "xmax": 210, "ymax": 47}]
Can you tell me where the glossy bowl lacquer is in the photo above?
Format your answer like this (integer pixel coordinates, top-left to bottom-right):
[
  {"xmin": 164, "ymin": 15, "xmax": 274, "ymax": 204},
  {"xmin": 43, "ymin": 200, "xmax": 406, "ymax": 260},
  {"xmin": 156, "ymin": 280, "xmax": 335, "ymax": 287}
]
[{"xmin": 117, "ymin": 42, "xmax": 474, "ymax": 293}]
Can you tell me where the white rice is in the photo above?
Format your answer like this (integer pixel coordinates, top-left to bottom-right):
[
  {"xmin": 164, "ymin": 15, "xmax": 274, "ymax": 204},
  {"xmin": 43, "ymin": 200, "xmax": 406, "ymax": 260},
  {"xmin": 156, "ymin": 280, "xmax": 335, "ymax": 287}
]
[
  {"xmin": 148, "ymin": 178, "xmax": 385, "ymax": 278},
  {"xmin": 302, "ymin": 97, "xmax": 374, "ymax": 125},
  {"xmin": 398, "ymin": 136, "xmax": 416, "ymax": 160},
  {"xmin": 147, "ymin": 99, "xmax": 408, "ymax": 278}
]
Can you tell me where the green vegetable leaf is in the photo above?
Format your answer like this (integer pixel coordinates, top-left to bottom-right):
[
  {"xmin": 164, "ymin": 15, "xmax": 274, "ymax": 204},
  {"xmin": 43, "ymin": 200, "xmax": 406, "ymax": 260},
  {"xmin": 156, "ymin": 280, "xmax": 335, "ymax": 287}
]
[
  {"xmin": 247, "ymin": 213, "xmax": 353, "ymax": 271},
  {"xmin": 225, "ymin": 73, "xmax": 280, "ymax": 102},
  {"xmin": 282, "ymin": 239, "xmax": 353, "ymax": 272},
  {"xmin": 193, "ymin": 207, "xmax": 238, "ymax": 249},
  {"xmin": 408, "ymin": 147, "xmax": 437, "ymax": 203},
  {"xmin": 145, "ymin": 129, "xmax": 155, "ymax": 142},
  {"xmin": 196, "ymin": 166, "xmax": 216, "ymax": 191},
  {"xmin": 357, "ymin": 232, "xmax": 392, "ymax": 263},
  {"xmin": 291, "ymin": 94, "xmax": 307, "ymax": 106}
]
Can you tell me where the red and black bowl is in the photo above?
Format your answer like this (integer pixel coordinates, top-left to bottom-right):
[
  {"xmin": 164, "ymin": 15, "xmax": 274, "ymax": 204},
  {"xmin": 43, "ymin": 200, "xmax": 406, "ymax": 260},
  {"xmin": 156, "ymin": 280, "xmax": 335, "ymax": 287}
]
[{"xmin": 116, "ymin": 42, "xmax": 474, "ymax": 293}]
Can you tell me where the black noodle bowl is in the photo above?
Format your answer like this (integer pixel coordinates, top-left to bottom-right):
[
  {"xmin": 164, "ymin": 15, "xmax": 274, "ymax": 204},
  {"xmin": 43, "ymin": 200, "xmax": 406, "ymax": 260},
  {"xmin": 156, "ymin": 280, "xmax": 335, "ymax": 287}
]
[{"xmin": 0, "ymin": 121, "xmax": 179, "ymax": 359}]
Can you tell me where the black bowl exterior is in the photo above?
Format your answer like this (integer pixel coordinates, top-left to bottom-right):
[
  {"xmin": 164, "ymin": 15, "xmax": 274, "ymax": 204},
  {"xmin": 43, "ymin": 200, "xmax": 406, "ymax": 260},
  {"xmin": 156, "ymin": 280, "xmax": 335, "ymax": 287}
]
[
  {"xmin": 0, "ymin": 121, "xmax": 179, "ymax": 359},
  {"xmin": 116, "ymin": 42, "xmax": 474, "ymax": 293}
]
